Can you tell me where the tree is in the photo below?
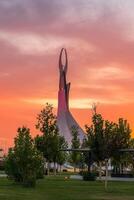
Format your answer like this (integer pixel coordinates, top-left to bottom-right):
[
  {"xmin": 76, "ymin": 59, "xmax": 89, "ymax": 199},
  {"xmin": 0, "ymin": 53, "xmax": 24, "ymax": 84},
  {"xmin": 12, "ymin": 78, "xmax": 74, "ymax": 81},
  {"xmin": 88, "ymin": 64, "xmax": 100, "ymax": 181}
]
[
  {"xmin": 113, "ymin": 118, "xmax": 131, "ymax": 149},
  {"xmin": 35, "ymin": 103, "xmax": 67, "ymax": 175},
  {"xmin": 127, "ymin": 139, "xmax": 134, "ymax": 172},
  {"xmin": 85, "ymin": 113, "xmax": 105, "ymax": 180},
  {"xmin": 99, "ymin": 118, "xmax": 131, "ymax": 180},
  {"xmin": 103, "ymin": 120, "xmax": 117, "ymax": 189},
  {"xmin": 56, "ymin": 136, "xmax": 68, "ymax": 172},
  {"xmin": 35, "ymin": 103, "xmax": 59, "ymax": 175},
  {"xmin": 35, "ymin": 132, "xmax": 60, "ymax": 175},
  {"xmin": 5, "ymin": 148, "xmax": 22, "ymax": 183},
  {"xmin": 85, "ymin": 112, "xmax": 132, "ymax": 190},
  {"xmin": 111, "ymin": 118, "xmax": 131, "ymax": 175},
  {"xmin": 36, "ymin": 103, "xmax": 57, "ymax": 135},
  {"xmin": 70, "ymin": 126, "xmax": 81, "ymax": 172},
  {"xmin": 5, "ymin": 127, "xmax": 44, "ymax": 187}
]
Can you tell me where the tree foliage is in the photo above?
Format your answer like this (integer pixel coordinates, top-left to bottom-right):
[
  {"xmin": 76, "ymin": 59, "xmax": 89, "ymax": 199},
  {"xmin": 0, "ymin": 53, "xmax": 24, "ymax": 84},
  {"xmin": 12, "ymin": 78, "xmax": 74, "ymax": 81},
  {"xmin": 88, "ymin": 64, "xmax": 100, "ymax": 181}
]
[
  {"xmin": 111, "ymin": 118, "xmax": 131, "ymax": 174},
  {"xmin": 35, "ymin": 103, "xmax": 59, "ymax": 161},
  {"xmin": 84, "ymin": 111, "xmax": 132, "ymax": 189},
  {"xmin": 5, "ymin": 127, "xmax": 44, "ymax": 187},
  {"xmin": 56, "ymin": 136, "xmax": 68, "ymax": 166},
  {"xmin": 70, "ymin": 126, "xmax": 81, "ymax": 171},
  {"xmin": 85, "ymin": 113, "xmax": 131, "ymax": 164},
  {"xmin": 36, "ymin": 103, "xmax": 57, "ymax": 135},
  {"xmin": 35, "ymin": 103, "xmax": 68, "ymax": 173}
]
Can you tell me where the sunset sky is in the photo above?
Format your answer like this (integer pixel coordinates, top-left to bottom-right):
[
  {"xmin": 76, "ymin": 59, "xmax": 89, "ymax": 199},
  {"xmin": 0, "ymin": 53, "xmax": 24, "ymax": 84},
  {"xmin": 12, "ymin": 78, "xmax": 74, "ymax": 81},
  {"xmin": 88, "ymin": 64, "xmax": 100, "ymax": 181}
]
[{"xmin": 0, "ymin": 0, "xmax": 134, "ymax": 148}]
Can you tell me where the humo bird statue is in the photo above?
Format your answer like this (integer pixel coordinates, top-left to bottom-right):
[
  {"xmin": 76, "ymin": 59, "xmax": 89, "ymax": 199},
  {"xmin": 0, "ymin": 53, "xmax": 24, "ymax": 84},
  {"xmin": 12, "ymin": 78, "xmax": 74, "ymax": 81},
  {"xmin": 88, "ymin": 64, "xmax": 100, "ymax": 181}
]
[{"xmin": 57, "ymin": 48, "xmax": 85, "ymax": 146}]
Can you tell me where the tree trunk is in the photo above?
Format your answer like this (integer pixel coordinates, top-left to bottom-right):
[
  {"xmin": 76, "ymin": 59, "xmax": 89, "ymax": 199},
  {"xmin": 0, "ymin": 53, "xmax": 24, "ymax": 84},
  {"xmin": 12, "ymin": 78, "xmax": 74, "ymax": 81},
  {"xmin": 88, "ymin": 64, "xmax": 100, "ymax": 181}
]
[
  {"xmin": 99, "ymin": 161, "xmax": 101, "ymax": 180},
  {"xmin": 105, "ymin": 159, "xmax": 109, "ymax": 190},
  {"xmin": 88, "ymin": 151, "xmax": 91, "ymax": 173},
  {"xmin": 74, "ymin": 166, "xmax": 76, "ymax": 173},
  {"xmin": 47, "ymin": 161, "xmax": 50, "ymax": 176},
  {"xmin": 121, "ymin": 163, "xmax": 123, "ymax": 174},
  {"xmin": 56, "ymin": 164, "xmax": 59, "ymax": 174},
  {"xmin": 60, "ymin": 165, "xmax": 62, "ymax": 173},
  {"xmin": 54, "ymin": 162, "xmax": 56, "ymax": 176},
  {"xmin": 88, "ymin": 164, "xmax": 90, "ymax": 173},
  {"xmin": 44, "ymin": 158, "xmax": 47, "ymax": 175}
]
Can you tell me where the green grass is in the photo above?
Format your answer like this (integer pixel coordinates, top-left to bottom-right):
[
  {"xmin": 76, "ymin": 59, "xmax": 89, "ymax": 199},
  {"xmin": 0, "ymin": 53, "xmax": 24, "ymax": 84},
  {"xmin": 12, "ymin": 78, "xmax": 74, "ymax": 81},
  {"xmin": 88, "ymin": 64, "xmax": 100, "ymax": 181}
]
[{"xmin": 0, "ymin": 176, "xmax": 134, "ymax": 200}]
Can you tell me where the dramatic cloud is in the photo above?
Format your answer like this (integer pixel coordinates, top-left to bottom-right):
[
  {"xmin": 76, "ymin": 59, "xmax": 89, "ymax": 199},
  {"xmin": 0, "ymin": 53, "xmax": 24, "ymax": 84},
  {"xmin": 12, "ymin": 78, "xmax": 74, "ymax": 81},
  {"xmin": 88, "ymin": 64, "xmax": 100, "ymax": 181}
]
[{"xmin": 0, "ymin": 0, "xmax": 134, "ymax": 146}]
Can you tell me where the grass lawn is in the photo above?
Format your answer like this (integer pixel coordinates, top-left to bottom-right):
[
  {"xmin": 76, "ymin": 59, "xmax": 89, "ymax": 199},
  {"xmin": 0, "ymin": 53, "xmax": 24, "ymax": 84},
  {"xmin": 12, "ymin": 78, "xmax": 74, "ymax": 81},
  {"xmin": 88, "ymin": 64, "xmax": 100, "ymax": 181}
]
[{"xmin": 0, "ymin": 176, "xmax": 134, "ymax": 200}]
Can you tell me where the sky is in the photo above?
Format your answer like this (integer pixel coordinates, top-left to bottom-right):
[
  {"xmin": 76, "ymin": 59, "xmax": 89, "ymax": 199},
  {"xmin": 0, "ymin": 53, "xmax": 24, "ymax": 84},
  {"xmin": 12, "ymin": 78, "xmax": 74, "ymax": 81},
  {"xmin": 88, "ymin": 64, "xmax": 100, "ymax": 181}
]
[{"xmin": 0, "ymin": 0, "xmax": 134, "ymax": 149}]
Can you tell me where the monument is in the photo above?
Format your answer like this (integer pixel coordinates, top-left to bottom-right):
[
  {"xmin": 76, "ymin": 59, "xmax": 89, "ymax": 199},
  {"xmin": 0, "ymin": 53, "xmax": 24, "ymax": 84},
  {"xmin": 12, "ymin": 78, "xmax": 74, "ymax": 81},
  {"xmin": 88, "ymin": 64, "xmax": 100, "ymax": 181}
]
[{"xmin": 57, "ymin": 48, "xmax": 85, "ymax": 146}]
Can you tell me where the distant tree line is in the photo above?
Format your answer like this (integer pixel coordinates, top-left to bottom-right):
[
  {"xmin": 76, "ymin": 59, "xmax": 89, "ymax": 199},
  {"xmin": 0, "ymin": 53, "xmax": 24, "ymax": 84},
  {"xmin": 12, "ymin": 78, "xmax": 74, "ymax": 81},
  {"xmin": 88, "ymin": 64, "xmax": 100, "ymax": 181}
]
[{"xmin": 4, "ymin": 103, "xmax": 134, "ymax": 187}]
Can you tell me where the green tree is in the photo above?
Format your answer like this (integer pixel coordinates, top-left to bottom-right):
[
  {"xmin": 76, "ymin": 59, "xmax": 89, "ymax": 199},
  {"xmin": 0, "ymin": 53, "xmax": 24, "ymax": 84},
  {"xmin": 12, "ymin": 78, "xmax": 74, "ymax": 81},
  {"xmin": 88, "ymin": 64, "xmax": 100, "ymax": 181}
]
[
  {"xmin": 5, "ymin": 127, "xmax": 44, "ymax": 187},
  {"xmin": 35, "ymin": 103, "xmax": 59, "ymax": 175},
  {"xmin": 85, "ymin": 112, "xmax": 132, "ymax": 189},
  {"xmin": 35, "ymin": 132, "xmax": 60, "ymax": 175},
  {"xmin": 70, "ymin": 126, "xmax": 81, "ymax": 172},
  {"xmin": 36, "ymin": 103, "xmax": 57, "ymax": 135},
  {"xmin": 35, "ymin": 103, "xmax": 68, "ymax": 175},
  {"xmin": 85, "ymin": 113, "xmax": 106, "ymax": 180},
  {"xmin": 103, "ymin": 120, "xmax": 117, "ymax": 189},
  {"xmin": 5, "ymin": 148, "xmax": 22, "ymax": 183},
  {"xmin": 111, "ymin": 118, "xmax": 131, "ymax": 175},
  {"xmin": 56, "ymin": 136, "xmax": 68, "ymax": 172},
  {"xmin": 127, "ymin": 138, "xmax": 134, "ymax": 173}
]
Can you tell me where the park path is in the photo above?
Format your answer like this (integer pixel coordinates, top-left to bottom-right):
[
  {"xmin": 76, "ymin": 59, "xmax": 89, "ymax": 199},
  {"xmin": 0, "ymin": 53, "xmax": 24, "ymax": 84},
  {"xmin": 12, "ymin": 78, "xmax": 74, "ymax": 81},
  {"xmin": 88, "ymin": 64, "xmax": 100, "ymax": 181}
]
[
  {"xmin": 0, "ymin": 174, "xmax": 7, "ymax": 177},
  {"xmin": 97, "ymin": 176, "xmax": 134, "ymax": 182}
]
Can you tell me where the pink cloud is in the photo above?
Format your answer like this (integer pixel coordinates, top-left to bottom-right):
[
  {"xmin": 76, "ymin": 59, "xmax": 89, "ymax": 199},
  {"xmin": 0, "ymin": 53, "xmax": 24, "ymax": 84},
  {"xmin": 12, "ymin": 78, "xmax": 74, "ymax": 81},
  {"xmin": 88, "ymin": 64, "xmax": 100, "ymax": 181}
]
[{"xmin": 0, "ymin": 0, "xmax": 134, "ymax": 145}]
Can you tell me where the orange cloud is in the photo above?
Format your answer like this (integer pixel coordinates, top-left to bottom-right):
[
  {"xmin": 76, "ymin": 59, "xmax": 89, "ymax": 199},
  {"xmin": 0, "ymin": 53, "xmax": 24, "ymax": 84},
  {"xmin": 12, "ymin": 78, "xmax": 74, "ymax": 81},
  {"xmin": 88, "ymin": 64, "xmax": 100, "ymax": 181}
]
[{"xmin": 0, "ymin": 0, "xmax": 134, "ymax": 148}]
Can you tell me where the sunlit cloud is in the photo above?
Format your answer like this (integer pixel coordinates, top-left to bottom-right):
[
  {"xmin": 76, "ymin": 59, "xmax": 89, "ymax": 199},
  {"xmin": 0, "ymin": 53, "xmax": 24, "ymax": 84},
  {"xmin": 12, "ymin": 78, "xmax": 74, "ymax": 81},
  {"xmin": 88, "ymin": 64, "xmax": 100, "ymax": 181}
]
[
  {"xmin": 0, "ymin": 31, "xmax": 96, "ymax": 55},
  {"xmin": 87, "ymin": 64, "xmax": 134, "ymax": 80},
  {"xmin": 0, "ymin": 72, "xmax": 10, "ymax": 77},
  {"xmin": 0, "ymin": 0, "xmax": 134, "ymax": 145},
  {"xmin": 22, "ymin": 97, "xmax": 134, "ymax": 109}
]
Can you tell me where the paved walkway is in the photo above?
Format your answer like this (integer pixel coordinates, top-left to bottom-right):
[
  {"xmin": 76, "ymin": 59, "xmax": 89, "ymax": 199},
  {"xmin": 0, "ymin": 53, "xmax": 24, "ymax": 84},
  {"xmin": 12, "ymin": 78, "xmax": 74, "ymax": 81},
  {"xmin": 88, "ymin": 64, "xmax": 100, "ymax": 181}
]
[
  {"xmin": 0, "ymin": 174, "xmax": 7, "ymax": 177},
  {"xmin": 70, "ymin": 175, "xmax": 134, "ymax": 182},
  {"xmin": 97, "ymin": 176, "xmax": 134, "ymax": 182}
]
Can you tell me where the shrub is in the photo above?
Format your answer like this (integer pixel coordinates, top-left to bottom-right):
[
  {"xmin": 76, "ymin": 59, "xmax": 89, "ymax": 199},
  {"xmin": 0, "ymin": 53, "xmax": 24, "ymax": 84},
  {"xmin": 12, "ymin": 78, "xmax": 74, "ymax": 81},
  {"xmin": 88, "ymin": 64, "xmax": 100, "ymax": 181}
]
[
  {"xmin": 82, "ymin": 171, "xmax": 97, "ymax": 181},
  {"xmin": 0, "ymin": 160, "xmax": 5, "ymax": 171},
  {"xmin": 111, "ymin": 173, "xmax": 134, "ymax": 178},
  {"xmin": 63, "ymin": 169, "xmax": 68, "ymax": 172}
]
